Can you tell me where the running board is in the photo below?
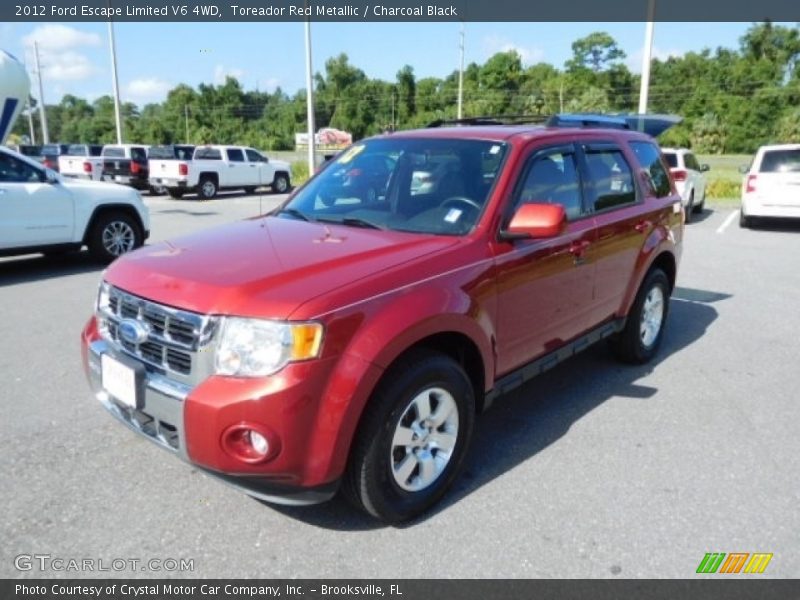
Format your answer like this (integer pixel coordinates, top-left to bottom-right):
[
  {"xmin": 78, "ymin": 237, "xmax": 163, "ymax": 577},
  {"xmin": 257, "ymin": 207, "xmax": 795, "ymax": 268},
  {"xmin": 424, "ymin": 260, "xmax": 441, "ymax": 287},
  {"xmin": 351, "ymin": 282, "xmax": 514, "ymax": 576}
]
[{"xmin": 484, "ymin": 318, "xmax": 625, "ymax": 410}]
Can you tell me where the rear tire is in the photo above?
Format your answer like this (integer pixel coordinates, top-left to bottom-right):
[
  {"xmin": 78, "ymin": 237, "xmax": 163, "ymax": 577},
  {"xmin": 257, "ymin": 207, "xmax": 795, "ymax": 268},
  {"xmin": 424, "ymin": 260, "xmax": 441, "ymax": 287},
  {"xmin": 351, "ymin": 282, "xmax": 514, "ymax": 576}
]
[
  {"xmin": 612, "ymin": 268, "xmax": 670, "ymax": 364},
  {"xmin": 684, "ymin": 192, "xmax": 694, "ymax": 223},
  {"xmin": 197, "ymin": 176, "xmax": 217, "ymax": 200},
  {"xmin": 88, "ymin": 211, "xmax": 143, "ymax": 263},
  {"xmin": 272, "ymin": 173, "xmax": 290, "ymax": 194},
  {"xmin": 739, "ymin": 210, "xmax": 752, "ymax": 228},
  {"xmin": 343, "ymin": 350, "xmax": 475, "ymax": 523},
  {"xmin": 166, "ymin": 188, "xmax": 184, "ymax": 199}
]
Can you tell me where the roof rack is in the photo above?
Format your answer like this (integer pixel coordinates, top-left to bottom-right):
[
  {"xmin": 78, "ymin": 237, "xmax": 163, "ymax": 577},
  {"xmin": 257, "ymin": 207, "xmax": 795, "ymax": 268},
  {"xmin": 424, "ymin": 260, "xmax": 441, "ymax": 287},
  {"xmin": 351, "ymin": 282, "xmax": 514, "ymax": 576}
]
[
  {"xmin": 545, "ymin": 114, "xmax": 630, "ymax": 129},
  {"xmin": 426, "ymin": 115, "xmax": 547, "ymax": 128}
]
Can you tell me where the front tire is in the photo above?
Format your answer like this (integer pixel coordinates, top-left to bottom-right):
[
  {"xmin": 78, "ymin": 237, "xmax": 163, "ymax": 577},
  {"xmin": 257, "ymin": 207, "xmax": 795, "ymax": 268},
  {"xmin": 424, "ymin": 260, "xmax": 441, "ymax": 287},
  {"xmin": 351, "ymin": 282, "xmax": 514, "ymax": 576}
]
[
  {"xmin": 343, "ymin": 350, "xmax": 475, "ymax": 523},
  {"xmin": 612, "ymin": 268, "xmax": 670, "ymax": 364},
  {"xmin": 88, "ymin": 211, "xmax": 142, "ymax": 263},
  {"xmin": 684, "ymin": 192, "xmax": 694, "ymax": 223},
  {"xmin": 272, "ymin": 173, "xmax": 290, "ymax": 194}
]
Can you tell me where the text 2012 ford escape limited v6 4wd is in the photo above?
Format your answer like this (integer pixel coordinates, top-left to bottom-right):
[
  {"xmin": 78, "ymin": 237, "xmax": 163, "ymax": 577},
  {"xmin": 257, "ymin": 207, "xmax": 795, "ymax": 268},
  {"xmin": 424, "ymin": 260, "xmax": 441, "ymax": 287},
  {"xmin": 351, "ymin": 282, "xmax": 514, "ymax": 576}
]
[{"xmin": 82, "ymin": 114, "xmax": 684, "ymax": 522}]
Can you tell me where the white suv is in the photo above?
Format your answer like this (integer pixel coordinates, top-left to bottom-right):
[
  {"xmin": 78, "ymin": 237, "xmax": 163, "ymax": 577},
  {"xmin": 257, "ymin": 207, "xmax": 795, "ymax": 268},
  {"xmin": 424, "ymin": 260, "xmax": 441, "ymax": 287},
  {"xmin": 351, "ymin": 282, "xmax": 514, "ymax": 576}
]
[
  {"xmin": 0, "ymin": 145, "xmax": 149, "ymax": 262},
  {"xmin": 661, "ymin": 148, "xmax": 709, "ymax": 222},
  {"xmin": 740, "ymin": 144, "xmax": 800, "ymax": 228}
]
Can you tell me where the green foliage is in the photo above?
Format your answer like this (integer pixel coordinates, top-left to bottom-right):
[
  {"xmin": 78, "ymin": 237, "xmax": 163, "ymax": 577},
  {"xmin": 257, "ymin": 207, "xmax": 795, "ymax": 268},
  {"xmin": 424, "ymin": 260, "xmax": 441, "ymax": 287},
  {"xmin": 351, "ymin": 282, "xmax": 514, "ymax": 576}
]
[
  {"xmin": 10, "ymin": 23, "xmax": 799, "ymax": 155},
  {"xmin": 290, "ymin": 160, "xmax": 310, "ymax": 185}
]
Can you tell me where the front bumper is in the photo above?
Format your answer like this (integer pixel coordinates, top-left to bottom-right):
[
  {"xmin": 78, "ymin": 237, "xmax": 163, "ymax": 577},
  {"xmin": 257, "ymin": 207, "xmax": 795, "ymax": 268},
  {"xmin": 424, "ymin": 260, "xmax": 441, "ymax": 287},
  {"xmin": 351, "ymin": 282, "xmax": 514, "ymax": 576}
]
[{"xmin": 84, "ymin": 337, "xmax": 338, "ymax": 505}]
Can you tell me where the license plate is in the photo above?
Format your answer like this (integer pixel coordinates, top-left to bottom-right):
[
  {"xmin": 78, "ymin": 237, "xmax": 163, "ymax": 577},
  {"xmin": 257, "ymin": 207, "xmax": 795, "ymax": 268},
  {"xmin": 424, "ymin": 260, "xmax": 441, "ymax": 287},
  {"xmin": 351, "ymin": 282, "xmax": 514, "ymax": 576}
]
[
  {"xmin": 115, "ymin": 175, "xmax": 126, "ymax": 182},
  {"xmin": 101, "ymin": 354, "xmax": 138, "ymax": 408}
]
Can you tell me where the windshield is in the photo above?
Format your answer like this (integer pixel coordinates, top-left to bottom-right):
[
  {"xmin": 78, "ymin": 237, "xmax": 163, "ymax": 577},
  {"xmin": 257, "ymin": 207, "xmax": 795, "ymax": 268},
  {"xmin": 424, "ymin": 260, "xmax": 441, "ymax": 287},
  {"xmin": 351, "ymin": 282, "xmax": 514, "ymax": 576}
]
[
  {"xmin": 282, "ymin": 137, "xmax": 507, "ymax": 235},
  {"xmin": 67, "ymin": 144, "xmax": 87, "ymax": 156},
  {"xmin": 102, "ymin": 146, "xmax": 125, "ymax": 158},
  {"xmin": 41, "ymin": 144, "xmax": 63, "ymax": 155}
]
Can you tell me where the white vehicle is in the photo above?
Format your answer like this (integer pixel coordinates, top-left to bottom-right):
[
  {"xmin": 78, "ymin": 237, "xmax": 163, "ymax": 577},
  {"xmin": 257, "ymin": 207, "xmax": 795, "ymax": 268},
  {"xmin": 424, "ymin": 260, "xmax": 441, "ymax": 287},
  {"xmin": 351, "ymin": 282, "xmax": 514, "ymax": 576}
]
[
  {"xmin": 58, "ymin": 144, "xmax": 105, "ymax": 181},
  {"xmin": 740, "ymin": 144, "xmax": 800, "ymax": 228},
  {"xmin": 101, "ymin": 144, "xmax": 151, "ymax": 192},
  {"xmin": 0, "ymin": 145, "xmax": 149, "ymax": 262},
  {"xmin": 149, "ymin": 145, "xmax": 291, "ymax": 200},
  {"xmin": 661, "ymin": 147, "xmax": 709, "ymax": 222}
]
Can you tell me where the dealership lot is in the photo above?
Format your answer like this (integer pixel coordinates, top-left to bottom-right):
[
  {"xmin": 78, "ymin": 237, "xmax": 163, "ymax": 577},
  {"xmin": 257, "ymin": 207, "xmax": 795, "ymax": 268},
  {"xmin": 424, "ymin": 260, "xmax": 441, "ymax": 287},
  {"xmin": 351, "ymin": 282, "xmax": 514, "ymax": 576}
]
[{"xmin": 1, "ymin": 196, "xmax": 798, "ymax": 578}]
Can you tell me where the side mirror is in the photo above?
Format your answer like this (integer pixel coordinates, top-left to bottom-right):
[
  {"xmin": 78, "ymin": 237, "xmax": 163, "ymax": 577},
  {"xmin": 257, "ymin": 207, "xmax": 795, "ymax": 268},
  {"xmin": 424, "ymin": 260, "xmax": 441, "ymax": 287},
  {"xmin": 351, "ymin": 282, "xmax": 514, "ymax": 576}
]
[
  {"xmin": 700, "ymin": 164, "xmax": 711, "ymax": 172},
  {"xmin": 501, "ymin": 202, "xmax": 566, "ymax": 240}
]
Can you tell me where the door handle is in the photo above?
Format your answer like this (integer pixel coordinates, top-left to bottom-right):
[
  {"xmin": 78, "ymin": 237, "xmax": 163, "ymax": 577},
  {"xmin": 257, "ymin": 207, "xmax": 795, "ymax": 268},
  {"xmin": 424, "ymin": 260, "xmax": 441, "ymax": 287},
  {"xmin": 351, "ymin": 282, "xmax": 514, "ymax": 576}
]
[{"xmin": 634, "ymin": 220, "xmax": 652, "ymax": 233}]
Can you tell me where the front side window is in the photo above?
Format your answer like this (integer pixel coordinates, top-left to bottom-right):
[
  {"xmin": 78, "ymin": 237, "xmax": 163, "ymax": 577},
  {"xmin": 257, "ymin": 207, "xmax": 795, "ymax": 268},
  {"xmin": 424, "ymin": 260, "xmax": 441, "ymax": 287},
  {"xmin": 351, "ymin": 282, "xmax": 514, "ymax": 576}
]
[
  {"xmin": 281, "ymin": 138, "xmax": 507, "ymax": 236},
  {"xmin": 629, "ymin": 141, "xmax": 671, "ymax": 198},
  {"xmin": 516, "ymin": 149, "xmax": 584, "ymax": 220},
  {"xmin": 584, "ymin": 146, "xmax": 637, "ymax": 210},
  {"xmin": 685, "ymin": 153, "xmax": 701, "ymax": 171},
  {"xmin": 245, "ymin": 149, "xmax": 264, "ymax": 162},
  {"xmin": 0, "ymin": 152, "xmax": 44, "ymax": 183}
]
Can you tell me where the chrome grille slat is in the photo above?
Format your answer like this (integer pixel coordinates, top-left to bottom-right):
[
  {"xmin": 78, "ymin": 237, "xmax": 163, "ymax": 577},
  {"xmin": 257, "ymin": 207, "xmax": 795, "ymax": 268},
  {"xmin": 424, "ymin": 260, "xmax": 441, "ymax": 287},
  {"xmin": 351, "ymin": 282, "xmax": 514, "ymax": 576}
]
[{"xmin": 98, "ymin": 285, "xmax": 217, "ymax": 381}]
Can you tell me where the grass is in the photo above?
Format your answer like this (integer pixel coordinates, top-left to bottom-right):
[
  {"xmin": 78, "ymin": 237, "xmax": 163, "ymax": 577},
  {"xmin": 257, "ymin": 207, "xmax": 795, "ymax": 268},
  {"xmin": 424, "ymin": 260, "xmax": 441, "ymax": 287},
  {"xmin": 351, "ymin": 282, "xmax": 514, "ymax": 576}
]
[{"xmin": 697, "ymin": 154, "xmax": 750, "ymax": 203}]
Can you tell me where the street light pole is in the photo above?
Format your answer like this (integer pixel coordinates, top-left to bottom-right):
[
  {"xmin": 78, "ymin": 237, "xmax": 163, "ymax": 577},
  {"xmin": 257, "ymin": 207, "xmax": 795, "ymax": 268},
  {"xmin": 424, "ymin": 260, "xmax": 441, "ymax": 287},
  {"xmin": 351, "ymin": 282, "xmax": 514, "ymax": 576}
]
[
  {"xmin": 32, "ymin": 42, "xmax": 49, "ymax": 144},
  {"xmin": 457, "ymin": 23, "xmax": 465, "ymax": 119},
  {"xmin": 637, "ymin": 0, "xmax": 656, "ymax": 116},
  {"xmin": 108, "ymin": 20, "xmax": 123, "ymax": 144},
  {"xmin": 304, "ymin": 16, "xmax": 316, "ymax": 173}
]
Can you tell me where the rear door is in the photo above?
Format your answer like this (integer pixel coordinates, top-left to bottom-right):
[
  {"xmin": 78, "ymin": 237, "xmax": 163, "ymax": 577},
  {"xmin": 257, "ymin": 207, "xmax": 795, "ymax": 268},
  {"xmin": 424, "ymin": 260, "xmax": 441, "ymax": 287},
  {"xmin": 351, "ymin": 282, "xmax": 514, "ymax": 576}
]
[
  {"xmin": 757, "ymin": 148, "xmax": 800, "ymax": 207},
  {"xmin": 0, "ymin": 151, "xmax": 74, "ymax": 247},
  {"xmin": 493, "ymin": 143, "xmax": 598, "ymax": 374}
]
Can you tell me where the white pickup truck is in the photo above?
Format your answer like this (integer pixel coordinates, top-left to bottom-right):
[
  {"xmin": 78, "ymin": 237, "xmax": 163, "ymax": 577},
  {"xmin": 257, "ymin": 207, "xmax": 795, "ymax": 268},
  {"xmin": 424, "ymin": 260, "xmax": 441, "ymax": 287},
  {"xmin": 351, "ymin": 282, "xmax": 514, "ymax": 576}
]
[
  {"xmin": 0, "ymin": 145, "xmax": 149, "ymax": 263},
  {"xmin": 58, "ymin": 144, "xmax": 105, "ymax": 181},
  {"xmin": 148, "ymin": 145, "xmax": 292, "ymax": 199}
]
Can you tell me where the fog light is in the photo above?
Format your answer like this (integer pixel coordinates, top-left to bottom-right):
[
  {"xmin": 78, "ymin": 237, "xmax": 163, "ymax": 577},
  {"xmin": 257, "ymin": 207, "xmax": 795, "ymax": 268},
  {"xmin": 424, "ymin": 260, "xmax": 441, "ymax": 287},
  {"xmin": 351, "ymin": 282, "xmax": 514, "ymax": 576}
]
[{"xmin": 221, "ymin": 424, "xmax": 279, "ymax": 464}]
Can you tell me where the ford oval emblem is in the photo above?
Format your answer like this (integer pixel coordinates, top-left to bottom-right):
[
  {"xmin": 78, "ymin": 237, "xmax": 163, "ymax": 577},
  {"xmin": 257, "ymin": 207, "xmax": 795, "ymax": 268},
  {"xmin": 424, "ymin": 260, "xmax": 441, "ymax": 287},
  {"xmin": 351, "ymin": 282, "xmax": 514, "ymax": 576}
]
[{"xmin": 118, "ymin": 318, "xmax": 150, "ymax": 345}]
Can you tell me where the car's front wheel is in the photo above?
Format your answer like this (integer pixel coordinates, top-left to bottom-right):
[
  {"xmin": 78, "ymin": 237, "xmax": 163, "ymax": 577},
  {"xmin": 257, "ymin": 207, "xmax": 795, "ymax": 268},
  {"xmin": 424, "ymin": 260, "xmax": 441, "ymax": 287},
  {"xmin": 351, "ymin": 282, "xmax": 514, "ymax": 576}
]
[
  {"xmin": 88, "ymin": 211, "xmax": 143, "ymax": 263},
  {"xmin": 343, "ymin": 350, "xmax": 475, "ymax": 523},
  {"xmin": 612, "ymin": 268, "xmax": 670, "ymax": 364}
]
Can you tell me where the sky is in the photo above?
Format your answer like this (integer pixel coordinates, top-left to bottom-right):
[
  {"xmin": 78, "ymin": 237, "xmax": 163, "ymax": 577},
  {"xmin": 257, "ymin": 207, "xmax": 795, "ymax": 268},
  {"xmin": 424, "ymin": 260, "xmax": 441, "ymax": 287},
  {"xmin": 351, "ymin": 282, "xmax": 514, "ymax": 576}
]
[{"xmin": 0, "ymin": 21, "xmax": 781, "ymax": 107}]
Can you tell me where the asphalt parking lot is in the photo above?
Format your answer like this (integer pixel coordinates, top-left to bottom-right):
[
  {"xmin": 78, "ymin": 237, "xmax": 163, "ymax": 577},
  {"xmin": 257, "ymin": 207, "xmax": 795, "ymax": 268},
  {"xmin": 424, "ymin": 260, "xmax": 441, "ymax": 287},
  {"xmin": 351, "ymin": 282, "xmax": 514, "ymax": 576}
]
[{"xmin": 1, "ymin": 196, "xmax": 798, "ymax": 578}]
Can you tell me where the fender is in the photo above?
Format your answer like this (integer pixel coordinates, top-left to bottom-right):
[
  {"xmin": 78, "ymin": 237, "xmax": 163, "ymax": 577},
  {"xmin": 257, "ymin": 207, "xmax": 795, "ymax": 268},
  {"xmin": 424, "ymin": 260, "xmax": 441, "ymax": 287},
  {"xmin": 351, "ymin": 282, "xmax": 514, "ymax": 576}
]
[
  {"xmin": 80, "ymin": 203, "xmax": 146, "ymax": 242},
  {"xmin": 302, "ymin": 281, "xmax": 496, "ymax": 484},
  {"xmin": 617, "ymin": 220, "xmax": 678, "ymax": 318}
]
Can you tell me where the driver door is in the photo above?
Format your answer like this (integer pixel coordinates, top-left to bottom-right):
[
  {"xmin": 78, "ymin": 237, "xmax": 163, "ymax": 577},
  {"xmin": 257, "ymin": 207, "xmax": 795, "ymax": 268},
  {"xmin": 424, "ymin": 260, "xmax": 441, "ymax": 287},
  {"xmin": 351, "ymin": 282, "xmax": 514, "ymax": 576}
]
[{"xmin": 0, "ymin": 152, "xmax": 74, "ymax": 248}]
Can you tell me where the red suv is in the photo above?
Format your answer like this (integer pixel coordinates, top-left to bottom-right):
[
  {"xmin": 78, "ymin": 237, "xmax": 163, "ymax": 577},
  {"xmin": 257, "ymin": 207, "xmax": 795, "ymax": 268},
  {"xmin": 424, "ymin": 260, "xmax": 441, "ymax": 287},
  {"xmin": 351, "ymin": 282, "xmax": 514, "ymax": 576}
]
[{"xmin": 81, "ymin": 114, "xmax": 684, "ymax": 522}]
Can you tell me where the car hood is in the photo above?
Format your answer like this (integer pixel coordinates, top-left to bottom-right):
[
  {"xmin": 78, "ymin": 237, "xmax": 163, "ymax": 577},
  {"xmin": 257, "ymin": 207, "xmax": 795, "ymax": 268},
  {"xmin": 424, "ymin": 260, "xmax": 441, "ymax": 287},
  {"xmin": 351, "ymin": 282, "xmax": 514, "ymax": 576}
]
[{"xmin": 104, "ymin": 216, "xmax": 460, "ymax": 319}]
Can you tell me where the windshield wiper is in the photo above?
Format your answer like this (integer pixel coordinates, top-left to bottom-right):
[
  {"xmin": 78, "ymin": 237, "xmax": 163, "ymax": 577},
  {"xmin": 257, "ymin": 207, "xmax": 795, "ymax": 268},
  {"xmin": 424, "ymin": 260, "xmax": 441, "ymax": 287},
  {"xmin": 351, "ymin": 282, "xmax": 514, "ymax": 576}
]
[
  {"xmin": 277, "ymin": 208, "xmax": 314, "ymax": 222},
  {"xmin": 317, "ymin": 217, "xmax": 386, "ymax": 230}
]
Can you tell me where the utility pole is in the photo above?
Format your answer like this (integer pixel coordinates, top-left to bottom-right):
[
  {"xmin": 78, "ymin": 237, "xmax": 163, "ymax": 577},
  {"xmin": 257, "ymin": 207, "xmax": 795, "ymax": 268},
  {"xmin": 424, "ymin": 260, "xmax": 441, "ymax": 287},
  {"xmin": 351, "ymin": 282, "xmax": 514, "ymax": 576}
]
[
  {"xmin": 559, "ymin": 79, "xmax": 564, "ymax": 113},
  {"xmin": 22, "ymin": 56, "xmax": 36, "ymax": 143},
  {"xmin": 637, "ymin": 0, "xmax": 656, "ymax": 117},
  {"xmin": 304, "ymin": 16, "xmax": 316, "ymax": 173},
  {"xmin": 184, "ymin": 105, "xmax": 190, "ymax": 142},
  {"xmin": 457, "ymin": 23, "xmax": 465, "ymax": 119},
  {"xmin": 391, "ymin": 90, "xmax": 395, "ymax": 132},
  {"xmin": 32, "ymin": 42, "xmax": 49, "ymax": 144},
  {"xmin": 108, "ymin": 20, "xmax": 123, "ymax": 144}
]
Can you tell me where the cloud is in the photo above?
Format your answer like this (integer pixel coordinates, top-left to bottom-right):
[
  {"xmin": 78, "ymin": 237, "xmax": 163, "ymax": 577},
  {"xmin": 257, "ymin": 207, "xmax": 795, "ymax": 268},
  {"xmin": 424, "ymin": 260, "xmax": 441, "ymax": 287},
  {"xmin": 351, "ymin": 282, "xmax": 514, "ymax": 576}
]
[
  {"xmin": 125, "ymin": 77, "xmax": 172, "ymax": 102},
  {"xmin": 261, "ymin": 77, "xmax": 281, "ymax": 93},
  {"xmin": 214, "ymin": 64, "xmax": 245, "ymax": 85},
  {"xmin": 483, "ymin": 35, "xmax": 545, "ymax": 66},
  {"xmin": 626, "ymin": 46, "xmax": 684, "ymax": 73},
  {"xmin": 23, "ymin": 24, "xmax": 101, "ymax": 51},
  {"xmin": 23, "ymin": 25, "xmax": 101, "ymax": 82}
]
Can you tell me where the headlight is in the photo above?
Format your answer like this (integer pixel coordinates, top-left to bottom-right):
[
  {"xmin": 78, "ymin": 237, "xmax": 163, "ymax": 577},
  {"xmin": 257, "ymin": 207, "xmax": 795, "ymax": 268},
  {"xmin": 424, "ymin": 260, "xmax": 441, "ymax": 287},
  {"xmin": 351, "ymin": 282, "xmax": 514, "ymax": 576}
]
[
  {"xmin": 215, "ymin": 317, "xmax": 324, "ymax": 378},
  {"xmin": 96, "ymin": 281, "xmax": 111, "ymax": 313}
]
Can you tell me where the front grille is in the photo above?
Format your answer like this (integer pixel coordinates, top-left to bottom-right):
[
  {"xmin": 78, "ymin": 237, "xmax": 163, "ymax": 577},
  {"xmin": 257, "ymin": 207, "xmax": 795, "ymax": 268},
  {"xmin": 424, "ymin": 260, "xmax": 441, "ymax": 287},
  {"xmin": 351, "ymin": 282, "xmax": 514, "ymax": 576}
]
[{"xmin": 100, "ymin": 286, "xmax": 216, "ymax": 379}]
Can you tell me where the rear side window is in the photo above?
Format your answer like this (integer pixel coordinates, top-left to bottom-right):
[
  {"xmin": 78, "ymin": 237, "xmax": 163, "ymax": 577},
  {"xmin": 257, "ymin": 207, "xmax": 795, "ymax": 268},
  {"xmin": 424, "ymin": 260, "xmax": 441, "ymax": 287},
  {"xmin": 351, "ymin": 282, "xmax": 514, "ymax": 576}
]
[
  {"xmin": 226, "ymin": 148, "xmax": 245, "ymax": 162},
  {"xmin": 759, "ymin": 149, "xmax": 800, "ymax": 173},
  {"xmin": 584, "ymin": 146, "xmax": 636, "ymax": 210},
  {"xmin": 629, "ymin": 141, "xmax": 671, "ymax": 198},
  {"xmin": 195, "ymin": 147, "xmax": 221, "ymax": 160}
]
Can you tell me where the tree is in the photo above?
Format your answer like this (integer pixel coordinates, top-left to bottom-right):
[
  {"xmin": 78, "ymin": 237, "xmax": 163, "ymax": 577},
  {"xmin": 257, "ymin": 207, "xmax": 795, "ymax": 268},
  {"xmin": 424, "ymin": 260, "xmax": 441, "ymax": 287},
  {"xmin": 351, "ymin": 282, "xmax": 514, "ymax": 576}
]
[
  {"xmin": 566, "ymin": 32, "xmax": 626, "ymax": 73},
  {"xmin": 691, "ymin": 113, "xmax": 727, "ymax": 153}
]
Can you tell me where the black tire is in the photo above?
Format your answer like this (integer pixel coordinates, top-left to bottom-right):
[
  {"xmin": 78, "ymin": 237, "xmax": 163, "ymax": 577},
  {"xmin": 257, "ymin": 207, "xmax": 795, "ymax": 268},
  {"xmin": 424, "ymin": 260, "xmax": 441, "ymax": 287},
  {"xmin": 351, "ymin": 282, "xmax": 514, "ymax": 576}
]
[
  {"xmin": 88, "ymin": 211, "xmax": 143, "ymax": 263},
  {"xmin": 684, "ymin": 192, "xmax": 694, "ymax": 223},
  {"xmin": 343, "ymin": 349, "xmax": 475, "ymax": 523},
  {"xmin": 611, "ymin": 268, "xmax": 670, "ymax": 364},
  {"xmin": 167, "ymin": 188, "xmax": 184, "ymax": 199},
  {"xmin": 244, "ymin": 186, "xmax": 257, "ymax": 195},
  {"xmin": 739, "ymin": 210, "xmax": 752, "ymax": 228},
  {"xmin": 197, "ymin": 175, "xmax": 217, "ymax": 200},
  {"xmin": 693, "ymin": 193, "xmax": 705, "ymax": 214},
  {"xmin": 272, "ymin": 173, "xmax": 290, "ymax": 194}
]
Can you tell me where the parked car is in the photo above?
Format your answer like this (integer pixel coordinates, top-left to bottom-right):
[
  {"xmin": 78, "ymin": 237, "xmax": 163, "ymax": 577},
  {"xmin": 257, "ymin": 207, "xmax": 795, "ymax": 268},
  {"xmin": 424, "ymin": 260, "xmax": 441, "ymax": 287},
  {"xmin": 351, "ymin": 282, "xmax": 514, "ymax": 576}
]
[
  {"xmin": 152, "ymin": 145, "xmax": 291, "ymax": 200},
  {"xmin": 661, "ymin": 147, "xmax": 709, "ymax": 222},
  {"xmin": 5, "ymin": 144, "xmax": 41, "ymax": 160},
  {"xmin": 740, "ymin": 143, "xmax": 800, "ymax": 228},
  {"xmin": 0, "ymin": 145, "xmax": 149, "ymax": 262},
  {"xmin": 58, "ymin": 144, "xmax": 104, "ymax": 181},
  {"xmin": 40, "ymin": 143, "xmax": 71, "ymax": 172},
  {"xmin": 101, "ymin": 144, "xmax": 151, "ymax": 192},
  {"xmin": 147, "ymin": 144, "xmax": 195, "ymax": 196},
  {"xmin": 81, "ymin": 114, "xmax": 683, "ymax": 522}
]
